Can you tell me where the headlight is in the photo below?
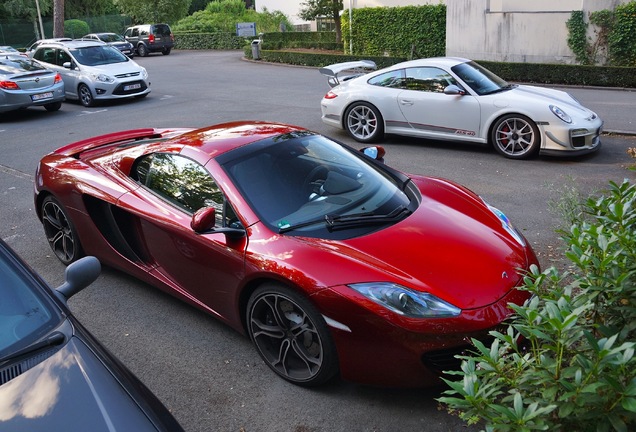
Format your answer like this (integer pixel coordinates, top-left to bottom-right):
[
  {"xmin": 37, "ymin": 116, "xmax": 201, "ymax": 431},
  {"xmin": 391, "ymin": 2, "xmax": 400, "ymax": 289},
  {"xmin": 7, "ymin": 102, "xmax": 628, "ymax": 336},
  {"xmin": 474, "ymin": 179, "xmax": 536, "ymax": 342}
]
[
  {"xmin": 141, "ymin": 67, "xmax": 148, "ymax": 79},
  {"xmin": 485, "ymin": 202, "xmax": 526, "ymax": 246},
  {"xmin": 549, "ymin": 105, "xmax": 572, "ymax": 123},
  {"xmin": 92, "ymin": 73, "xmax": 114, "ymax": 83},
  {"xmin": 348, "ymin": 282, "xmax": 461, "ymax": 318}
]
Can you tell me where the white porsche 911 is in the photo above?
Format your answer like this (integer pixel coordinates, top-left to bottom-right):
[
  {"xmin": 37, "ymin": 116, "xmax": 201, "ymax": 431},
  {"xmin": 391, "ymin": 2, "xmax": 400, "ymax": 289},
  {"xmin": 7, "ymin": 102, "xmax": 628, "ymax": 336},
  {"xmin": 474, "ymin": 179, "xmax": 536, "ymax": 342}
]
[{"xmin": 319, "ymin": 57, "xmax": 603, "ymax": 159}]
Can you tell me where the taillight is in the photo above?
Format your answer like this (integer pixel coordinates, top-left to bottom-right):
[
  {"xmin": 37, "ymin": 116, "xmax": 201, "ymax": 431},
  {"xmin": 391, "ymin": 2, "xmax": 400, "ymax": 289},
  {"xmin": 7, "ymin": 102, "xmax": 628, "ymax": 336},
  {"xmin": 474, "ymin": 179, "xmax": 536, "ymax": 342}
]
[
  {"xmin": 149, "ymin": 34, "xmax": 155, "ymax": 43},
  {"xmin": 170, "ymin": 33, "xmax": 174, "ymax": 42},
  {"xmin": 0, "ymin": 80, "xmax": 20, "ymax": 90},
  {"xmin": 324, "ymin": 91, "xmax": 338, "ymax": 100},
  {"xmin": 54, "ymin": 73, "xmax": 62, "ymax": 84}
]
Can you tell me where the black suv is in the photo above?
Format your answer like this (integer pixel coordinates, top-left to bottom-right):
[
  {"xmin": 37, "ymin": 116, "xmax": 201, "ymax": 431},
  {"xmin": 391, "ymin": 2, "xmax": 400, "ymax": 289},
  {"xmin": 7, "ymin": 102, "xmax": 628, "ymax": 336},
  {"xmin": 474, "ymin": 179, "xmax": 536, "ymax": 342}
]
[{"xmin": 124, "ymin": 24, "xmax": 174, "ymax": 57}]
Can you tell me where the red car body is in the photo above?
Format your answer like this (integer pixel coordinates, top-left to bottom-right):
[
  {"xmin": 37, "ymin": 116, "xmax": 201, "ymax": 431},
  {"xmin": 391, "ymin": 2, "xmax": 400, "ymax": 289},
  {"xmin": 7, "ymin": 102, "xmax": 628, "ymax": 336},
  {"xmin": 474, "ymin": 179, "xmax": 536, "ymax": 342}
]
[{"xmin": 34, "ymin": 121, "xmax": 538, "ymax": 387}]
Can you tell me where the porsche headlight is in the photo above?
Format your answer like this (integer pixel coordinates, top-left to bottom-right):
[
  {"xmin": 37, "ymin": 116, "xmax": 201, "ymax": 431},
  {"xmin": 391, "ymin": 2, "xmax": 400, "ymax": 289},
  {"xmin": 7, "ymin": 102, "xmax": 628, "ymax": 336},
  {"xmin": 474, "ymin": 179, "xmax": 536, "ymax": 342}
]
[
  {"xmin": 485, "ymin": 202, "xmax": 526, "ymax": 246},
  {"xmin": 549, "ymin": 105, "xmax": 572, "ymax": 124},
  {"xmin": 348, "ymin": 282, "xmax": 461, "ymax": 318},
  {"xmin": 92, "ymin": 73, "xmax": 114, "ymax": 83}
]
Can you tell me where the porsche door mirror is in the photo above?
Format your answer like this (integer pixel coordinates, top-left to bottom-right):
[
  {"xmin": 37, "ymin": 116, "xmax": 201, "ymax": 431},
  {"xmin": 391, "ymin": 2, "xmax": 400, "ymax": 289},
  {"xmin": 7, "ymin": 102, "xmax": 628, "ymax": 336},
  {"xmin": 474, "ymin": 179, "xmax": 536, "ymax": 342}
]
[{"xmin": 444, "ymin": 84, "xmax": 465, "ymax": 95}]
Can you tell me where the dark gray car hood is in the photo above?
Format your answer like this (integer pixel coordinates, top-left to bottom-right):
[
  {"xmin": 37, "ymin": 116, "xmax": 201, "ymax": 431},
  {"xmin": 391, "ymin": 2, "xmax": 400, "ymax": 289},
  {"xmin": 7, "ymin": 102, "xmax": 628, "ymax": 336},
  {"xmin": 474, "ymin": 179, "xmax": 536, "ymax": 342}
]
[{"xmin": 0, "ymin": 337, "xmax": 159, "ymax": 432}]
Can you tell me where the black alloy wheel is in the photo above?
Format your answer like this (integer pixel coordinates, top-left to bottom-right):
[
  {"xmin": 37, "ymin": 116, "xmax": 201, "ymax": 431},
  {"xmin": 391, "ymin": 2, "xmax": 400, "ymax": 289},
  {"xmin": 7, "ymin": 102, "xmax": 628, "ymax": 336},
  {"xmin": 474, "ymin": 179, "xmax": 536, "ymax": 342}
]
[
  {"xmin": 247, "ymin": 283, "xmax": 339, "ymax": 386},
  {"xmin": 41, "ymin": 196, "xmax": 84, "ymax": 265}
]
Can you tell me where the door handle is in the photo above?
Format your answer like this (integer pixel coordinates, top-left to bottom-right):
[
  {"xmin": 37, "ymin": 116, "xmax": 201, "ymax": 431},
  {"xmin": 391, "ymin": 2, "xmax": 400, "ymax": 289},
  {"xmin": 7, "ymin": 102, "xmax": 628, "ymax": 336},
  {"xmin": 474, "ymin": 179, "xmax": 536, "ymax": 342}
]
[{"xmin": 399, "ymin": 99, "xmax": 414, "ymax": 106}]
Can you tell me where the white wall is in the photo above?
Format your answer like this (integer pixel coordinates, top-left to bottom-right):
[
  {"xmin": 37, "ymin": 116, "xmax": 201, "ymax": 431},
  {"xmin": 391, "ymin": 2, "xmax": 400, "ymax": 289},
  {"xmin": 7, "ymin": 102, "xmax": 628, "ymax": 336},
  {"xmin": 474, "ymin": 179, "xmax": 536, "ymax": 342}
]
[{"xmin": 446, "ymin": 0, "xmax": 629, "ymax": 64}]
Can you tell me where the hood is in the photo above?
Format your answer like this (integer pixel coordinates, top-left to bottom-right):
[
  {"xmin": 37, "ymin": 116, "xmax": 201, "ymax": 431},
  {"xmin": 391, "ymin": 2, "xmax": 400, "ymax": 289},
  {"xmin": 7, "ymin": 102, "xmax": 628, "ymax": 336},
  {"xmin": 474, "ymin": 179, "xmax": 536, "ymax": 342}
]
[
  {"xmin": 494, "ymin": 85, "xmax": 596, "ymax": 117},
  {"xmin": 0, "ymin": 337, "xmax": 159, "ymax": 432},
  {"xmin": 292, "ymin": 177, "xmax": 531, "ymax": 310},
  {"xmin": 81, "ymin": 60, "xmax": 143, "ymax": 76}
]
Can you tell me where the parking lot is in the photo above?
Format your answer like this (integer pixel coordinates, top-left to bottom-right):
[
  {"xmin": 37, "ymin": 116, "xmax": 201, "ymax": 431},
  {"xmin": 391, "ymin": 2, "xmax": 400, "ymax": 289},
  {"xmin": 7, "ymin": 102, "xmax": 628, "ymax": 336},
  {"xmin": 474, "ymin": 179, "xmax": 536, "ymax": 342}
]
[{"xmin": 1, "ymin": 50, "xmax": 635, "ymax": 431}]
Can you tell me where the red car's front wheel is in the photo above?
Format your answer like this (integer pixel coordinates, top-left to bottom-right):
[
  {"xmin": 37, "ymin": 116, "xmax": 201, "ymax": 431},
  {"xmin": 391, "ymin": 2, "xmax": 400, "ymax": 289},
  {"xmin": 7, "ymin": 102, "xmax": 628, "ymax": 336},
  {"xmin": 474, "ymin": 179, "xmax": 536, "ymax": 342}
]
[
  {"xmin": 247, "ymin": 283, "xmax": 339, "ymax": 386},
  {"xmin": 41, "ymin": 196, "xmax": 84, "ymax": 265}
]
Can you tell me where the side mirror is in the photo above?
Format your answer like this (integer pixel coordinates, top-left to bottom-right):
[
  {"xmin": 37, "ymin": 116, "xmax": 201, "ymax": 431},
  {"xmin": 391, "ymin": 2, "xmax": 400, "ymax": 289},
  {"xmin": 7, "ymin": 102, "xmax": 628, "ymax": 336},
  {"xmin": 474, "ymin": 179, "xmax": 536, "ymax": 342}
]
[
  {"xmin": 191, "ymin": 207, "xmax": 245, "ymax": 238},
  {"xmin": 360, "ymin": 146, "xmax": 386, "ymax": 163},
  {"xmin": 56, "ymin": 256, "xmax": 101, "ymax": 303},
  {"xmin": 63, "ymin": 61, "xmax": 72, "ymax": 69},
  {"xmin": 444, "ymin": 84, "xmax": 466, "ymax": 96}
]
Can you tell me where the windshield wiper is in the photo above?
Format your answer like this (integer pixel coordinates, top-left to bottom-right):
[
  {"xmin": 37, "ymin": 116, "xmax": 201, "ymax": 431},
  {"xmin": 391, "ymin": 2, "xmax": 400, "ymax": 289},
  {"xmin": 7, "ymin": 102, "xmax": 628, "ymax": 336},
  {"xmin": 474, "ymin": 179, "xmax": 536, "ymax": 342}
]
[
  {"xmin": 278, "ymin": 205, "xmax": 410, "ymax": 234},
  {"xmin": 0, "ymin": 332, "xmax": 65, "ymax": 366}
]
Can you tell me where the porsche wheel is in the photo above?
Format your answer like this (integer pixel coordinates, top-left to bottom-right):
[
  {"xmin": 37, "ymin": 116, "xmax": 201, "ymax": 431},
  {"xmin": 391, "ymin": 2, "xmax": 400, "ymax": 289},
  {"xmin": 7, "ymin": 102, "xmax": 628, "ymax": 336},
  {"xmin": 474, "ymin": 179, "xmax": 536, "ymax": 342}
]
[
  {"xmin": 344, "ymin": 102, "xmax": 384, "ymax": 143},
  {"xmin": 247, "ymin": 283, "xmax": 338, "ymax": 386},
  {"xmin": 78, "ymin": 84, "xmax": 94, "ymax": 107},
  {"xmin": 491, "ymin": 114, "xmax": 540, "ymax": 159},
  {"xmin": 41, "ymin": 196, "xmax": 84, "ymax": 265}
]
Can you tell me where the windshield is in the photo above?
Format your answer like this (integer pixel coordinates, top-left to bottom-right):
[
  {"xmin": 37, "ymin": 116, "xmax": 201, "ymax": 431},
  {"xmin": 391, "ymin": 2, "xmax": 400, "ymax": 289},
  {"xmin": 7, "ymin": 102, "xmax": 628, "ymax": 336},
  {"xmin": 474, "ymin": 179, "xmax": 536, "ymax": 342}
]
[
  {"xmin": 221, "ymin": 132, "xmax": 414, "ymax": 238},
  {"xmin": 0, "ymin": 57, "xmax": 46, "ymax": 73},
  {"xmin": 72, "ymin": 45, "xmax": 128, "ymax": 66},
  {"xmin": 451, "ymin": 61, "xmax": 510, "ymax": 95},
  {"xmin": 0, "ymin": 247, "xmax": 59, "ymax": 358},
  {"xmin": 98, "ymin": 34, "xmax": 124, "ymax": 43}
]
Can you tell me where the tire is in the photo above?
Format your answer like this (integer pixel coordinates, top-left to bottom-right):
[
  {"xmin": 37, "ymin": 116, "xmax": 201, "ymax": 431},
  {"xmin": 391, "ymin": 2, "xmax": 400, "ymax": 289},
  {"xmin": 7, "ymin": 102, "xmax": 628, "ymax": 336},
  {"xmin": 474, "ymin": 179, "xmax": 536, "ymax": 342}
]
[
  {"xmin": 491, "ymin": 114, "xmax": 540, "ymax": 159},
  {"xmin": 44, "ymin": 102, "xmax": 62, "ymax": 112},
  {"xmin": 162, "ymin": 47, "xmax": 171, "ymax": 55},
  {"xmin": 247, "ymin": 283, "xmax": 339, "ymax": 386},
  {"xmin": 78, "ymin": 84, "xmax": 94, "ymax": 107},
  {"xmin": 137, "ymin": 44, "xmax": 148, "ymax": 57},
  {"xmin": 41, "ymin": 196, "xmax": 84, "ymax": 265},
  {"xmin": 344, "ymin": 102, "xmax": 384, "ymax": 143}
]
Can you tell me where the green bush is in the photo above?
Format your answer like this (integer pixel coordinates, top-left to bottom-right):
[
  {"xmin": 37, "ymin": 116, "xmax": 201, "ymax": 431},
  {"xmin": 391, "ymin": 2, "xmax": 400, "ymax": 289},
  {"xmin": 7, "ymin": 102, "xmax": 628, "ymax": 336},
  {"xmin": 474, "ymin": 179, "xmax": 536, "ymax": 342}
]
[
  {"xmin": 609, "ymin": 1, "xmax": 636, "ymax": 67},
  {"xmin": 438, "ymin": 180, "xmax": 636, "ymax": 431},
  {"xmin": 175, "ymin": 32, "xmax": 246, "ymax": 50},
  {"xmin": 64, "ymin": 19, "xmax": 90, "ymax": 38},
  {"xmin": 341, "ymin": 4, "xmax": 445, "ymax": 58}
]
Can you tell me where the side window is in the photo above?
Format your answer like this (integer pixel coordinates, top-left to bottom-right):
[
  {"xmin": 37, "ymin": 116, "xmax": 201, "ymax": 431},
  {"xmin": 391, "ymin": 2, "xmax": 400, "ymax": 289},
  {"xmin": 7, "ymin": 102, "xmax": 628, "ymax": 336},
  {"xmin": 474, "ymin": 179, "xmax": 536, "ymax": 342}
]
[
  {"xmin": 403, "ymin": 67, "xmax": 456, "ymax": 93},
  {"xmin": 133, "ymin": 154, "xmax": 224, "ymax": 222},
  {"xmin": 57, "ymin": 49, "xmax": 71, "ymax": 66},
  {"xmin": 132, "ymin": 28, "xmax": 139, "ymax": 37},
  {"xmin": 34, "ymin": 48, "xmax": 56, "ymax": 65},
  {"xmin": 368, "ymin": 70, "xmax": 405, "ymax": 89}
]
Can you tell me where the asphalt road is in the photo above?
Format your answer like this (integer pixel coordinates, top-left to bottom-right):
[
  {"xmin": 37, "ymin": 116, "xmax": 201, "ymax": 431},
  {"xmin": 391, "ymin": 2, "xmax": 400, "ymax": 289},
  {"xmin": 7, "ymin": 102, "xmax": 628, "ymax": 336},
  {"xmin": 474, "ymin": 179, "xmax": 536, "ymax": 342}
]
[{"xmin": 1, "ymin": 50, "xmax": 635, "ymax": 432}]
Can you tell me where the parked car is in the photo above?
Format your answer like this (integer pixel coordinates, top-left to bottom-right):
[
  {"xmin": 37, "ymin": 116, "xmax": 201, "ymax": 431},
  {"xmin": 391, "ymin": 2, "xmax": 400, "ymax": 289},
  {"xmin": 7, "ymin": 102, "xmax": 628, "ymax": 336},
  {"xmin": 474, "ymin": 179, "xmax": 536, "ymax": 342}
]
[
  {"xmin": 25, "ymin": 38, "xmax": 73, "ymax": 55},
  {"xmin": 319, "ymin": 57, "xmax": 603, "ymax": 159},
  {"xmin": 0, "ymin": 239, "xmax": 184, "ymax": 431},
  {"xmin": 124, "ymin": 24, "xmax": 174, "ymax": 57},
  {"xmin": 81, "ymin": 33, "xmax": 135, "ymax": 57},
  {"xmin": 34, "ymin": 121, "xmax": 538, "ymax": 388},
  {"xmin": 31, "ymin": 39, "xmax": 150, "ymax": 107},
  {"xmin": 0, "ymin": 54, "xmax": 65, "ymax": 113},
  {"xmin": 0, "ymin": 46, "xmax": 27, "ymax": 56}
]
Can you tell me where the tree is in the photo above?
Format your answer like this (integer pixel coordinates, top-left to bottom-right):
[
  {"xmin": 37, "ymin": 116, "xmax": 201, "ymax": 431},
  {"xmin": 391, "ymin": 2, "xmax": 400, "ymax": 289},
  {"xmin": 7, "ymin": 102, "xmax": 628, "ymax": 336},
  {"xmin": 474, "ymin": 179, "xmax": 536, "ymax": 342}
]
[
  {"xmin": 3, "ymin": 0, "xmax": 53, "ymax": 39},
  {"xmin": 113, "ymin": 0, "xmax": 192, "ymax": 24},
  {"xmin": 53, "ymin": 0, "xmax": 64, "ymax": 37},
  {"xmin": 298, "ymin": 0, "xmax": 343, "ymax": 43}
]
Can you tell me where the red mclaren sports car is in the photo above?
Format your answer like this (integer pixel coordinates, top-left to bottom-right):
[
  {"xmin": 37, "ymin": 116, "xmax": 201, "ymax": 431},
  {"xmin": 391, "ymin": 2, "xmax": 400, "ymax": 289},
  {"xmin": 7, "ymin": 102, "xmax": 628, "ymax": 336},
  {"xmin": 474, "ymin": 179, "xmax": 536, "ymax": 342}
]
[{"xmin": 34, "ymin": 121, "xmax": 538, "ymax": 387}]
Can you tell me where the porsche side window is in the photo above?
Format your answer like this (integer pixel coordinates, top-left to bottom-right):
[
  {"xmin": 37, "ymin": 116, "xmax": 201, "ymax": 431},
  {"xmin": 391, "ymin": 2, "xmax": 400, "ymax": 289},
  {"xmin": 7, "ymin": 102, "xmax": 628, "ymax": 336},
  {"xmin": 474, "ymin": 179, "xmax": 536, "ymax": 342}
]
[
  {"xmin": 404, "ymin": 67, "xmax": 456, "ymax": 93},
  {"xmin": 368, "ymin": 70, "xmax": 405, "ymax": 88},
  {"xmin": 133, "ymin": 154, "xmax": 223, "ymax": 217}
]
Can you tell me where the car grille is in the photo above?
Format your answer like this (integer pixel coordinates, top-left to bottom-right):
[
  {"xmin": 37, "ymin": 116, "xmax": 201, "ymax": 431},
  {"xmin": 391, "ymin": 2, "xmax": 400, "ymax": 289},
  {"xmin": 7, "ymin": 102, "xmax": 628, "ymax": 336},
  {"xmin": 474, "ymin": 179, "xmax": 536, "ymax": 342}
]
[
  {"xmin": 114, "ymin": 72, "xmax": 140, "ymax": 79},
  {"xmin": 113, "ymin": 80, "xmax": 147, "ymax": 95}
]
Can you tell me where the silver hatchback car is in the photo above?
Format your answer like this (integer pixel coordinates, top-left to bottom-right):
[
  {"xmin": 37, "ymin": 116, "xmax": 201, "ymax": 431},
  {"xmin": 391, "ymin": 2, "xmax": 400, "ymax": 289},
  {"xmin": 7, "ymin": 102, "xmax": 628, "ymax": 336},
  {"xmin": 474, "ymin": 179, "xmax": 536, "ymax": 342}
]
[{"xmin": 31, "ymin": 40, "xmax": 150, "ymax": 107}]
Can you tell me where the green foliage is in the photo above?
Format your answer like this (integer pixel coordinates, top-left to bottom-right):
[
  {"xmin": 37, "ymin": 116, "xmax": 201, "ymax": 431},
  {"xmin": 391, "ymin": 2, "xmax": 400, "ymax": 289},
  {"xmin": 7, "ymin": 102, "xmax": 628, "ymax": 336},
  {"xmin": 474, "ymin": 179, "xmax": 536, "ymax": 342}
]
[
  {"xmin": 174, "ymin": 31, "xmax": 245, "ymax": 49},
  {"xmin": 609, "ymin": 1, "xmax": 636, "ymax": 67},
  {"xmin": 438, "ymin": 180, "xmax": 636, "ymax": 431},
  {"xmin": 298, "ymin": 0, "xmax": 343, "ymax": 22},
  {"xmin": 64, "ymin": 19, "xmax": 90, "ymax": 38},
  {"xmin": 567, "ymin": 10, "xmax": 591, "ymax": 65},
  {"xmin": 259, "ymin": 31, "xmax": 337, "ymax": 50},
  {"xmin": 341, "ymin": 4, "xmax": 445, "ymax": 58},
  {"xmin": 2, "ymin": 0, "xmax": 52, "ymax": 20},
  {"xmin": 113, "ymin": 0, "xmax": 191, "ymax": 24},
  {"xmin": 173, "ymin": 0, "xmax": 292, "ymax": 34}
]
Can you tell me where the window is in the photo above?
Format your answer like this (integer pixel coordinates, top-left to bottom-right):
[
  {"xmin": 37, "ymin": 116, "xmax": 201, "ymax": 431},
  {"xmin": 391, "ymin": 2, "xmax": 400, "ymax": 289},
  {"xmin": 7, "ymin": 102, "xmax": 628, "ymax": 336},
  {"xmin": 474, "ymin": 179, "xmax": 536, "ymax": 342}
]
[
  {"xmin": 368, "ymin": 70, "xmax": 405, "ymax": 88},
  {"xmin": 133, "ymin": 154, "xmax": 225, "ymax": 224},
  {"xmin": 403, "ymin": 67, "xmax": 456, "ymax": 93}
]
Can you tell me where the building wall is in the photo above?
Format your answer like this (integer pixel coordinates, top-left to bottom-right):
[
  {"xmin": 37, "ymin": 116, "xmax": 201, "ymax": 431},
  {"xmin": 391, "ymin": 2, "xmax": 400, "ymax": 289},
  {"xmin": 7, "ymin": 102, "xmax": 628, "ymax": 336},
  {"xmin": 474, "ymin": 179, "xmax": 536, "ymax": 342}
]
[
  {"xmin": 446, "ymin": 0, "xmax": 628, "ymax": 64},
  {"xmin": 256, "ymin": 0, "xmax": 629, "ymax": 64}
]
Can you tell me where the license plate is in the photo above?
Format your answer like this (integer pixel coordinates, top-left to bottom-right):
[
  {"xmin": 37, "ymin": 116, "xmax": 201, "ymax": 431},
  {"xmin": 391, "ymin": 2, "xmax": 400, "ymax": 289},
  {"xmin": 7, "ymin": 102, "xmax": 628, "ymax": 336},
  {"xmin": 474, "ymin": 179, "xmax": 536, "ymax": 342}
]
[
  {"xmin": 124, "ymin": 83, "xmax": 142, "ymax": 91},
  {"xmin": 32, "ymin": 92, "xmax": 53, "ymax": 101}
]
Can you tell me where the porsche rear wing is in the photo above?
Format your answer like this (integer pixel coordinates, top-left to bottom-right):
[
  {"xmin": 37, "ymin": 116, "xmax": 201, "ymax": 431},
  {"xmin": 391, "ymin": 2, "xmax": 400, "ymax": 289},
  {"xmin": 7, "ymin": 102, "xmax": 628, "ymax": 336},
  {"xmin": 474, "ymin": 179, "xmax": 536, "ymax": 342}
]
[{"xmin": 319, "ymin": 60, "xmax": 377, "ymax": 88}]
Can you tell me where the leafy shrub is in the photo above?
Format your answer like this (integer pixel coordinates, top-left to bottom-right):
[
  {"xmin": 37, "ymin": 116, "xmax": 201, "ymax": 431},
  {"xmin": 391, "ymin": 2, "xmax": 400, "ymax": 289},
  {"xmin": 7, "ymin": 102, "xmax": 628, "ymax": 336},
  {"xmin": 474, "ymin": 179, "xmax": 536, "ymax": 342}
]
[
  {"xmin": 438, "ymin": 180, "xmax": 636, "ymax": 431},
  {"xmin": 64, "ymin": 19, "xmax": 90, "ymax": 38}
]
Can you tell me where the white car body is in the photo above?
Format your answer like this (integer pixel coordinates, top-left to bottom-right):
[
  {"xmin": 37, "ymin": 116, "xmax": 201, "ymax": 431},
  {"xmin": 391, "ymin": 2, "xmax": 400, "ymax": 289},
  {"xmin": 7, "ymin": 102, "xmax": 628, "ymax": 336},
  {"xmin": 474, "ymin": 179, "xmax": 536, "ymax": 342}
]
[{"xmin": 320, "ymin": 57, "xmax": 603, "ymax": 159}]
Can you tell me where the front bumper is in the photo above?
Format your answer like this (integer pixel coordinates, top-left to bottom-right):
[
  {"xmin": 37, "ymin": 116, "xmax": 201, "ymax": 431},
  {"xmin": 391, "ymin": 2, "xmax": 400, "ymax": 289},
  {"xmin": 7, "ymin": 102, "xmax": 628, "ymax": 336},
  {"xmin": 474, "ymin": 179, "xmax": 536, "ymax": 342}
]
[
  {"xmin": 91, "ymin": 79, "xmax": 150, "ymax": 100},
  {"xmin": 312, "ymin": 284, "xmax": 531, "ymax": 387},
  {"xmin": 540, "ymin": 117, "xmax": 603, "ymax": 156}
]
